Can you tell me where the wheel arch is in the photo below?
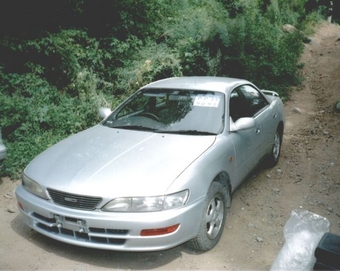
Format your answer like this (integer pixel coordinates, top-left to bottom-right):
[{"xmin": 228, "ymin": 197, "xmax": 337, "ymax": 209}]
[
  {"xmin": 214, "ymin": 171, "xmax": 231, "ymax": 189},
  {"xmin": 277, "ymin": 121, "xmax": 284, "ymax": 142},
  {"xmin": 187, "ymin": 171, "xmax": 231, "ymax": 251},
  {"xmin": 212, "ymin": 171, "xmax": 232, "ymax": 207}
]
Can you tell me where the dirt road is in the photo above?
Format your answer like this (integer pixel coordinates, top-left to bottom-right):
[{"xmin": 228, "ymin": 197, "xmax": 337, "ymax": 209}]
[{"xmin": 1, "ymin": 22, "xmax": 339, "ymax": 270}]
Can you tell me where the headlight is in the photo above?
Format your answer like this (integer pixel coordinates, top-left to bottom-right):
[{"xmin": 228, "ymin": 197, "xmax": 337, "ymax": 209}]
[
  {"xmin": 102, "ymin": 190, "xmax": 189, "ymax": 212},
  {"xmin": 22, "ymin": 174, "xmax": 48, "ymax": 199}
]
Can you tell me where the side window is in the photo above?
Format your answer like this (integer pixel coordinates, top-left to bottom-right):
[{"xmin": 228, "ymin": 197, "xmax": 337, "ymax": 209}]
[
  {"xmin": 229, "ymin": 85, "xmax": 268, "ymax": 121},
  {"xmin": 239, "ymin": 85, "xmax": 268, "ymax": 116},
  {"xmin": 229, "ymin": 88, "xmax": 252, "ymax": 122}
]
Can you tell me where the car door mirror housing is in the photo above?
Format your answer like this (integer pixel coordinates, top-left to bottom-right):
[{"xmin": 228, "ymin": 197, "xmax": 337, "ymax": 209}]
[
  {"xmin": 98, "ymin": 107, "xmax": 112, "ymax": 119},
  {"xmin": 230, "ymin": 117, "xmax": 256, "ymax": 132}
]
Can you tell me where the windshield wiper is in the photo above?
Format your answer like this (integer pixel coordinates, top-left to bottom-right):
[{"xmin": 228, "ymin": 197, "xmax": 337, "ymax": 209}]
[
  {"xmin": 155, "ymin": 130, "xmax": 217, "ymax": 135},
  {"xmin": 112, "ymin": 125, "xmax": 157, "ymax": 132}
]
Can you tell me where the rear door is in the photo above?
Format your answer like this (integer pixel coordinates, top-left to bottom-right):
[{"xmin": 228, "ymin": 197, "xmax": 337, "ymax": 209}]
[{"xmin": 239, "ymin": 85, "xmax": 276, "ymax": 158}]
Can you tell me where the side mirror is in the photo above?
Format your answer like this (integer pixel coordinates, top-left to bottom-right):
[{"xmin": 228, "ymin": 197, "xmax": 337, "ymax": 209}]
[
  {"xmin": 230, "ymin": 117, "xmax": 256, "ymax": 132},
  {"xmin": 98, "ymin": 107, "xmax": 112, "ymax": 119}
]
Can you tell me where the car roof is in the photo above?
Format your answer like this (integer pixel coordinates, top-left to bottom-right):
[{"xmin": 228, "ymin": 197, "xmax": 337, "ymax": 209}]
[{"xmin": 141, "ymin": 76, "xmax": 252, "ymax": 94}]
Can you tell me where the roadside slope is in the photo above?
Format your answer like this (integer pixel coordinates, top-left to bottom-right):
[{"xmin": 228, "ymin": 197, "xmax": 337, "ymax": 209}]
[{"xmin": 0, "ymin": 22, "xmax": 339, "ymax": 271}]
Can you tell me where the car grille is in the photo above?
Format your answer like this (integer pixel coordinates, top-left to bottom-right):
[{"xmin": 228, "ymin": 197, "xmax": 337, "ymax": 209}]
[
  {"xmin": 47, "ymin": 188, "xmax": 102, "ymax": 210},
  {"xmin": 32, "ymin": 212, "xmax": 128, "ymax": 246}
]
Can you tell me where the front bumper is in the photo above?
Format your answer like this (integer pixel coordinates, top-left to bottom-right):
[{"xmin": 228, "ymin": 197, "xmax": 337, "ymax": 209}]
[{"xmin": 15, "ymin": 185, "xmax": 204, "ymax": 251}]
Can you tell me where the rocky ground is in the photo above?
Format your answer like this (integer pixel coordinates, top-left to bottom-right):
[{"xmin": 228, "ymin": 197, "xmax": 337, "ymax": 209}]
[{"xmin": 0, "ymin": 22, "xmax": 339, "ymax": 270}]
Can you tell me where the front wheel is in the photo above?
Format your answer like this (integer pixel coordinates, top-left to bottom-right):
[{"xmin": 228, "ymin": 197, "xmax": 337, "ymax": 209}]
[{"xmin": 187, "ymin": 181, "xmax": 230, "ymax": 251}]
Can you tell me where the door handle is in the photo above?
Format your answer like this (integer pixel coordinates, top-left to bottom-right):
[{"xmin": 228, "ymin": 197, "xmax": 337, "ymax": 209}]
[{"xmin": 256, "ymin": 128, "xmax": 261, "ymax": 134}]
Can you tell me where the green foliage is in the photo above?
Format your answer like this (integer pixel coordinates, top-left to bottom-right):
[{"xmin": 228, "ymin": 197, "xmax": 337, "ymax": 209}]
[
  {"xmin": 158, "ymin": 0, "xmax": 304, "ymax": 93},
  {"xmin": 264, "ymin": 0, "xmax": 309, "ymax": 26},
  {"xmin": 115, "ymin": 42, "xmax": 182, "ymax": 95},
  {"xmin": 0, "ymin": 35, "xmax": 108, "ymax": 177},
  {"xmin": 219, "ymin": 0, "xmax": 245, "ymax": 17},
  {"xmin": 160, "ymin": 1, "xmax": 230, "ymax": 76},
  {"xmin": 222, "ymin": 6, "xmax": 304, "ymax": 93},
  {"xmin": 0, "ymin": 0, "xmax": 325, "ymax": 177}
]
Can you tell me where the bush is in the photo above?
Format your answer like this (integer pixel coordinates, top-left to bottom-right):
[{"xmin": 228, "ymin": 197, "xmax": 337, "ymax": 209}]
[
  {"xmin": 222, "ymin": 6, "xmax": 304, "ymax": 93},
  {"xmin": 160, "ymin": 0, "xmax": 304, "ymax": 94},
  {"xmin": 0, "ymin": 0, "xmax": 323, "ymax": 178},
  {"xmin": 116, "ymin": 42, "xmax": 182, "ymax": 94},
  {"xmin": 0, "ymin": 72, "xmax": 107, "ymax": 177}
]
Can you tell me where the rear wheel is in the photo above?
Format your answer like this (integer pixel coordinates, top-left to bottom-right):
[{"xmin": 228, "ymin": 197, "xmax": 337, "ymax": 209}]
[
  {"xmin": 188, "ymin": 181, "xmax": 230, "ymax": 251},
  {"xmin": 266, "ymin": 130, "xmax": 282, "ymax": 167}
]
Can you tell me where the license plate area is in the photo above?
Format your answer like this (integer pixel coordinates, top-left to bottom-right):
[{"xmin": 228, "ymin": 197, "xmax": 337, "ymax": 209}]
[{"xmin": 54, "ymin": 214, "xmax": 87, "ymax": 233}]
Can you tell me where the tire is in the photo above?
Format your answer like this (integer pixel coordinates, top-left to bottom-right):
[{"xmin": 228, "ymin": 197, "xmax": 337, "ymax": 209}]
[
  {"xmin": 187, "ymin": 181, "xmax": 230, "ymax": 251},
  {"xmin": 266, "ymin": 130, "xmax": 282, "ymax": 167}
]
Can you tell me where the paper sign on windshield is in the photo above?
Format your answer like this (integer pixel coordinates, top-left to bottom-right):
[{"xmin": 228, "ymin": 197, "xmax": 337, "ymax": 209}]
[{"xmin": 194, "ymin": 95, "xmax": 220, "ymax": 107}]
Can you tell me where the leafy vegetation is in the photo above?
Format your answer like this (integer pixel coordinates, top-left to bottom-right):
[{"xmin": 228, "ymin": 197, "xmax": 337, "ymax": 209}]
[{"xmin": 0, "ymin": 0, "xmax": 332, "ymax": 177}]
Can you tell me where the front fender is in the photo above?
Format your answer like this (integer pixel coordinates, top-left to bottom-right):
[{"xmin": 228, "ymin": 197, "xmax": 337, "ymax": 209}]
[{"xmin": 167, "ymin": 136, "xmax": 236, "ymax": 204}]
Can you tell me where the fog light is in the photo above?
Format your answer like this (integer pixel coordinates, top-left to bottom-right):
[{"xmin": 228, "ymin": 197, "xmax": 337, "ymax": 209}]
[{"xmin": 140, "ymin": 224, "xmax": 180, "ymax": 236}]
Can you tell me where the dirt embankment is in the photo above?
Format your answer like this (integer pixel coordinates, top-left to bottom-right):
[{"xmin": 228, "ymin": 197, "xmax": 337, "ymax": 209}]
[{"xmin": 0, "ymin": 22, "xmax": 339, "ymax": 270}]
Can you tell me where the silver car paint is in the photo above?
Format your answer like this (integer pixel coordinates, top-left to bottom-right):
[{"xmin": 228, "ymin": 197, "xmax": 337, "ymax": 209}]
[
  {"xmin": 0, "ymin": 144, "xmax": 6, "ymax": 161},
  {"xmin": 24, "ymin": 125, "xmax": 216, "ymax": 198},
  {"xmin": 0, "ymin": 130, "xmax": 6, "ymax": 166}
]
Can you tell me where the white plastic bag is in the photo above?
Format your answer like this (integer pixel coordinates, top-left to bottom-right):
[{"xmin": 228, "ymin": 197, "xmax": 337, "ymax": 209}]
[{"xmin": 270, "ymin": 210, "xmax": 330, "ymax": 271}]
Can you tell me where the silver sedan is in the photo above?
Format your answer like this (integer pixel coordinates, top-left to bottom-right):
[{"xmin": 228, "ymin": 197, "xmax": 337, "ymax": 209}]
[{"xmin": 16, "ymin": 76, "xmax": 285, "ymax": 251}]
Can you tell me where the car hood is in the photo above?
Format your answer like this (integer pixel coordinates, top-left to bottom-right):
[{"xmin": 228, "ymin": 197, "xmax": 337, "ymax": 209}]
[{"xmin": 25, "ymin": 125, "xmax": 216, "ymax": 198}]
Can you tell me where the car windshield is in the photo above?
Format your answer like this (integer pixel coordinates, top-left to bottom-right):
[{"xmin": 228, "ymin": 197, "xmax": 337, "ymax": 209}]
[{"xmin": 103, "ymin": 88, "xmax": 225, "ymax": 135}]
